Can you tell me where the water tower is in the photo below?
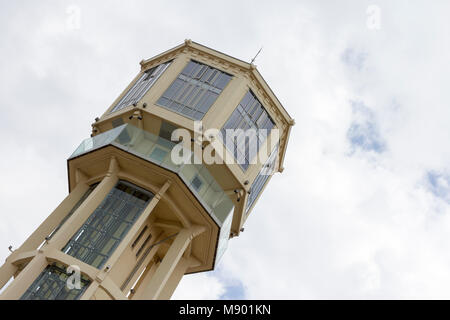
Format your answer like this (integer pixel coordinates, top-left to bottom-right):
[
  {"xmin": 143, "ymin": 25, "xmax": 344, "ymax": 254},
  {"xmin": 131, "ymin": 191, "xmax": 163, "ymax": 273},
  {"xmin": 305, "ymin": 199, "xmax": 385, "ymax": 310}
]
[{"xmin": 0, "ymin": 40, "xmax": 293, "ymax": 300}]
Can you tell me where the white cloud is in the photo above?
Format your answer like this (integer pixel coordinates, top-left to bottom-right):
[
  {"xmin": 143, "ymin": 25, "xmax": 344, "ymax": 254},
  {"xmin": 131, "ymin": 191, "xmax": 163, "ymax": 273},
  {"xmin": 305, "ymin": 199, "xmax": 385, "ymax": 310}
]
[{"xmin": 172, "ymin": 273, "xmax": 226, "ymax": 300}]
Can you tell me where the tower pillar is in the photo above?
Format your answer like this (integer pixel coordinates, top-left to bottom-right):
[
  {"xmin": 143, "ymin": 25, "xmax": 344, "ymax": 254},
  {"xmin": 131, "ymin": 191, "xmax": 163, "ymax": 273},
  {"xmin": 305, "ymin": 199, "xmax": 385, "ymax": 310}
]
[
  {"xmin": 0, "ymin": 157, "xmax": 120, "ymax": 299},
  {"xmin": 137, "ymin": 226, "xmax": 204, "ymax": 300},
  {"xmin": 45, "ymin": 156, "xmax": 119, "ymax": 251},
  {"xmin": 0, "ymin": 180, "xmax": 90, "ymax": 290},
  {"xmin": 158, "ymin": 256, "xmax": 192, "ymax": 300}
]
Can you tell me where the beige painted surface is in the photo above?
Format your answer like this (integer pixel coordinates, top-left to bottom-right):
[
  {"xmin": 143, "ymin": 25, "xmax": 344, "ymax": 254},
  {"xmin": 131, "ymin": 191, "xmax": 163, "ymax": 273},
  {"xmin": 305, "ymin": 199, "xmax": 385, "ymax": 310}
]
[{"xmin": 0, "ymin": 41, "xmax": 292, "ymax": 300}]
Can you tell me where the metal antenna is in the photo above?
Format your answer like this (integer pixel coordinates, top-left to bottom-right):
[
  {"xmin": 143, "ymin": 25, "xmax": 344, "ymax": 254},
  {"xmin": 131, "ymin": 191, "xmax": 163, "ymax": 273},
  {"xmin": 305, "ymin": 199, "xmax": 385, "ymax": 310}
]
[{"xmin": 250, "ymin": 47, "xmax": 263, "ymax": 64}]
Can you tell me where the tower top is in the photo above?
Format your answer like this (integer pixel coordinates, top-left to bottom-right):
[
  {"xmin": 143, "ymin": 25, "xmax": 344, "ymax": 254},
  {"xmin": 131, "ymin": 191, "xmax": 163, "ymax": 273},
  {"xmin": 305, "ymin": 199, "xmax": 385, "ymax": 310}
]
[
  {"xmin": 138, "ymin": 40, "xmax": 294, "ymax": 172},
  {"xmin": 90, "ymin": 40, "xmax": 295, "ymax": 235}
]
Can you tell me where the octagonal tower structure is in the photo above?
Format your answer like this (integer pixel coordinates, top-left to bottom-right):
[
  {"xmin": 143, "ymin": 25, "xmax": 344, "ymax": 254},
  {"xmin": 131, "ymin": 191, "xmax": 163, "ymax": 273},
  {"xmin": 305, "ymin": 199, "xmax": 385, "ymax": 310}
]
[{"xmin": 0, "ymin": 40, "xmax": 294, "ymax": 300}]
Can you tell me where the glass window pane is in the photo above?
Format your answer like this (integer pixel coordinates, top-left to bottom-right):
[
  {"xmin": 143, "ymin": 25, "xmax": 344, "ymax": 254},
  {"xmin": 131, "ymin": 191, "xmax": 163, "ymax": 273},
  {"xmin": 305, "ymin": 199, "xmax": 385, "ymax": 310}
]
[
  {"xmin": 214, "ymin": 73, "xmax": 232, "ymax": 90},
  {"xmin": 246, "ymin": 144, "xmax": 279, "ymax": 212},
  {"xmin": 157, "ymin": 60, "xmax": 232, "ymax": 120},
  {"xmin": 181, "ymin": 61, "xmax": 196, "ymax": 76},
  {"xmin": 61, "ymin": 181, "xmax": 153, "ymax": 269},
  {"xmin": 111, "ymin": 60, "xmax": 172, "ymax": 113},
  {"xmin": 220, "ymin": 90, "xmax": 275, "ymax": 171}
]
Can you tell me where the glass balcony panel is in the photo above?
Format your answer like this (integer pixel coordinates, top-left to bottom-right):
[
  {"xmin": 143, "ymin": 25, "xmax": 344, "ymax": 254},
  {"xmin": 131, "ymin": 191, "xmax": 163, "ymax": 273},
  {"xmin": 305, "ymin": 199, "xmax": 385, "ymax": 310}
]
[
  {"xmin": 215, "ymin": 208, "xmax": 233, "ymax": 264},
  {"xmin": 202, "ymin": 184, "xmax": 223, "ymax": 213},
  {"xmin": 133, "ymin": 134, "xmax": 156, "ymax": 156},
  {"xmin": 70, "ymin": 124, "xmax": 124, "ymax": 158},
  {"xmin": 179, "ymin": 162, "xmax": 201, "ymax": 186}
]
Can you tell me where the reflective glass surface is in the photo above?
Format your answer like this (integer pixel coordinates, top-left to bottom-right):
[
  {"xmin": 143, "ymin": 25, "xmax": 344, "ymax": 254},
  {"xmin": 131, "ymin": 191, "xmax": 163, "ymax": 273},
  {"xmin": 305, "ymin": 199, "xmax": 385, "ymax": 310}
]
[
  {"xmin": 157, "ymin": 60, "xmax": 232, "ymax": 120},
  {"xmin": 21, "ymin": 263, "xmax": 91, "ymax": 300},
  {"xmin": 221, "ymin": 90, "xmax": 275, "ymax": 171},
  {"xmin": 111, "ymin": 61, "xmax": 172, "ymax": 113},
  {"xmin": 62, "ymin": 181, "xmax": 153, "ymax": 269}
]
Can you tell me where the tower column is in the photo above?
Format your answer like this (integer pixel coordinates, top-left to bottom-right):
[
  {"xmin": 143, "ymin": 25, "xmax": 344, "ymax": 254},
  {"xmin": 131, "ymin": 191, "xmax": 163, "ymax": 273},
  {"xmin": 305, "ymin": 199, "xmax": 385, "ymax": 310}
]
[
  {"xmin": 0, "ymin": 179, "xmax": 90, "ymax": 291},
  {"xmin": 137, "ymin": 225, "xmax": 205, "ymax": 300},
  {"xmin": 0, "ymin": 157, "xmax": 120, "ymax": 300},
  {"xmin": 0, "ymin": 253, "xmax": 48, "ymax": 300},
  {"xmin": 158, "ymin": 256, "xmax": 192, "ymax": 300},
  {"xmin": 45, "ymin": 156, "xmax": 119, "ymax": 251}
]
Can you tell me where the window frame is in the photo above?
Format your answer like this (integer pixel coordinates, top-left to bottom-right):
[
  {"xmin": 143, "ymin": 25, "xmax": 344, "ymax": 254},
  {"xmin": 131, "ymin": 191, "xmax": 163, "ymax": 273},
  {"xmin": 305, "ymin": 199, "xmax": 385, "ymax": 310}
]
[
  {"xmin": 110, "ymin": 60, "xmax": 172, "ymax": 114},
  {"xmin": 20, "ymin": 263, "xmax": 91, "ymax": 300},
  {"xmin": 221, "ymin": 89, "xmax": 276, "ymax": 171},
  {"xmin": 61, "ymin": 180, "xmax": 154, "ymax": 270},
  {"xmin": 245, "ymin": 143, "xmax": 279, "ymax": 214},
  {"xmin": 156, "ymin": 60, "xmax": 233, "ymax": 120}
]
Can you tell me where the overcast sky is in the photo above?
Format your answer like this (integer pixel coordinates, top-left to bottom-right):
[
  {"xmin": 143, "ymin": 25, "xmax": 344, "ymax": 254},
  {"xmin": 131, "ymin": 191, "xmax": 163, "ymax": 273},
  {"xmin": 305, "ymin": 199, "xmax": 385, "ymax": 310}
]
[{"xmin": 1, "ymin": 0, "xmax": 450, "ymax": 299}]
